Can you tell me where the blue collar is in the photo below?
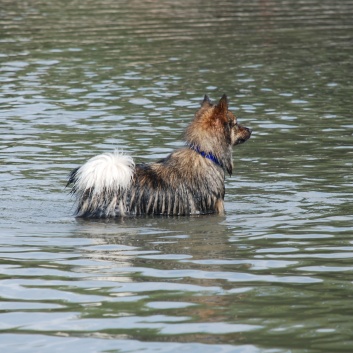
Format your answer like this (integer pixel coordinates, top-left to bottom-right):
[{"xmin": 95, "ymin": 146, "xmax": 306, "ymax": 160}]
[{"xmin": 189, "ymin": 145, "xmax": 223, "ymax": 168}]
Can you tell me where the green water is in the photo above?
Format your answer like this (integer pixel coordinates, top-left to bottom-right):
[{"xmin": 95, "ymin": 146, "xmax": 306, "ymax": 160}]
[{"xmin": 1, "ymin": 1, "xmax": 353, "ymax": 352}]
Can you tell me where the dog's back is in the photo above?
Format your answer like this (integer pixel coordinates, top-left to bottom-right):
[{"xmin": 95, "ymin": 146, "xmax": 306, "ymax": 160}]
[{"xmin": 128, "ymin": 148, "xmax": 225, "ymax": 216}]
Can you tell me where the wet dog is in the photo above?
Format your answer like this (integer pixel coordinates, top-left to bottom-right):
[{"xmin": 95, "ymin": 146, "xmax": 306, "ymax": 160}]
[{"xmin": 67, "ymin": 94, "xmax": 252, "ymax": 218}]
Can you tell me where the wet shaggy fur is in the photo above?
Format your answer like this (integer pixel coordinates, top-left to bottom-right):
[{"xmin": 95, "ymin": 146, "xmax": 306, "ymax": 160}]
[{"xmin": 67, "ymin": 94, "xmax": 252, "ymax": 218}]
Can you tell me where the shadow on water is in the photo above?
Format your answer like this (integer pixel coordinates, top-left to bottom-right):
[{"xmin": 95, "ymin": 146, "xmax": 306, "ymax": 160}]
[
  {"xmin": 68, "ymin": 216, "xmax": 265, "ymax": 346},
  {"xmin": 75, "ymin": 214, "xmax": 234, "ymax": 260}
]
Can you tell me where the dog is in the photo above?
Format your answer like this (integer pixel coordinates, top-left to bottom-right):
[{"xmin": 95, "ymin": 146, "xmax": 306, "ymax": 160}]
[{"xmin": 67, "ymin": 94, "xmax": 252, "ymax": 218}]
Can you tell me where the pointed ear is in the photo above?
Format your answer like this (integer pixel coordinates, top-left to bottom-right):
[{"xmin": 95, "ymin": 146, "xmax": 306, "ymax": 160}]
[
  {"xmin": 201, "ymin": 94, "xmax": 212, "ymax": 107},
  {"xmin": 215, "ymin": 94, "xmax": 228, "ymax": 118}
]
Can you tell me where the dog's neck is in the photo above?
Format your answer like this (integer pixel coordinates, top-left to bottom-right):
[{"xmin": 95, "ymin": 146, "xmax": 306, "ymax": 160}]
[{"xmin": 189, "ymin": 144, "xmax": 223, "ymax": 168}]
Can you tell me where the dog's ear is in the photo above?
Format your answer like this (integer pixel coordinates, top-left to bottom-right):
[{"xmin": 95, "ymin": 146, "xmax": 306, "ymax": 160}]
[
  {"xmin": 201, "ymin": 94, "xmax": 212, "ymax": 107},
  {"xmin": 215, "ymin": 94, "xmax": 228, "ymax": 120}
]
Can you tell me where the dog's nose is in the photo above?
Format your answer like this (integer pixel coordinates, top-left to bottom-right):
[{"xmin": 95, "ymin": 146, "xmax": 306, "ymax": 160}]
[{"xmin": 246, "ymin": 127, "xmax": 252, "ymax": 135}]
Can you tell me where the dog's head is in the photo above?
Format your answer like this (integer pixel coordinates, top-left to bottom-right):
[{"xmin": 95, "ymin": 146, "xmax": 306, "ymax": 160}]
[
  {"xmin": 209, "ymin": 94, "xmax": 252, "ymax": 146},
  {"xmin": 185, "ymin": 94, "xmax": 252, "ymax": 175}
]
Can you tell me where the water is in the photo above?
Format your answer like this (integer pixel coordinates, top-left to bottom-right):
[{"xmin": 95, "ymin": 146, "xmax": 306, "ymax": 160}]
[{"xmin": 1, "ymin": 0, "xmax": 353, "ymax": 352}]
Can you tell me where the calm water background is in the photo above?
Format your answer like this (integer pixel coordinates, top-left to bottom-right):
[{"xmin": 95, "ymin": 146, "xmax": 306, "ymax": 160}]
[{"xmin": 1, "ymin": 1, "xmax": 353, "ymax": 352}]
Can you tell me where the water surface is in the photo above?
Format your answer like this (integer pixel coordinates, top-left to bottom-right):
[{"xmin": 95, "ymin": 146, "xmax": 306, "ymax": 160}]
[{"xmin": 1, "ymin": 1, "xmax": 353, "ymax": 352}]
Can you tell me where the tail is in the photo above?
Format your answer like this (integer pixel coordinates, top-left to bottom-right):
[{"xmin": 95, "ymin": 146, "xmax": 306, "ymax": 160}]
[{"xmin": 67, "ymin": 151, "xmax": 135, "ymax": 218}]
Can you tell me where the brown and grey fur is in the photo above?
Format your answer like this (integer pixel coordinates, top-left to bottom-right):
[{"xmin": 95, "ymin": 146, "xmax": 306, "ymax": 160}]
[{"xmin": 67, "ymin": 94, "xmax": 252, "ymax": 218}]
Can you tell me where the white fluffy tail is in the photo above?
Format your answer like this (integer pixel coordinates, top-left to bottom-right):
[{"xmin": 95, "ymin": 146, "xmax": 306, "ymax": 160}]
[{"xmin": 69, "ymin": 151, "xmax": 135, "ymax": 217}]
